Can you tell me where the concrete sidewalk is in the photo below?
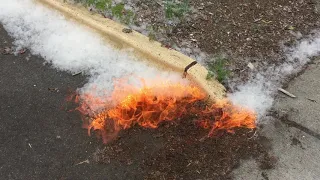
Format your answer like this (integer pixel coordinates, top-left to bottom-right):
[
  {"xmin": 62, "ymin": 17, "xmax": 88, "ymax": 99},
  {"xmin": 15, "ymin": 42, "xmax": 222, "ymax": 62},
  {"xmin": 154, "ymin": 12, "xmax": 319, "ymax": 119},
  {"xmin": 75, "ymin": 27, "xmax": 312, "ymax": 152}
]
[{"xmin": 234, "ymin": 58, "xmax": 320, "ymax": 180}]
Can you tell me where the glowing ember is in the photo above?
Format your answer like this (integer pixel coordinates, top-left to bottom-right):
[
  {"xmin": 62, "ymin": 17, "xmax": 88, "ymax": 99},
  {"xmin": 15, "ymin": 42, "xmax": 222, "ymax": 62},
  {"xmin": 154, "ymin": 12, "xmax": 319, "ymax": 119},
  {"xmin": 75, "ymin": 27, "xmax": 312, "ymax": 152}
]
[{"xmin": 73, "ymin": 79, "xmax": 256, "ymax": 143}]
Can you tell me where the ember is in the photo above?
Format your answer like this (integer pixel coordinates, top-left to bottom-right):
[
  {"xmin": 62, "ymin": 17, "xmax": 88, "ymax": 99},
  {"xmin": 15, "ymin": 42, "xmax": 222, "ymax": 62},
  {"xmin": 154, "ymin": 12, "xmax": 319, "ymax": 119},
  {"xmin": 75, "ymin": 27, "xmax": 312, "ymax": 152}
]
[{"xmin": 73, "ymin": 78, "xmax": 256, "ymax": 143}]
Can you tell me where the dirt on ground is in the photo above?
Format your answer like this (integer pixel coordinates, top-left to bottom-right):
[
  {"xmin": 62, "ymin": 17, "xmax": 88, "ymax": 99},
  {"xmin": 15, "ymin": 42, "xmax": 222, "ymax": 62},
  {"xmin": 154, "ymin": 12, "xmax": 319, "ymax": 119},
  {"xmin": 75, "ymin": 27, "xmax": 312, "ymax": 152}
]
[
  {"xmin": 128, "ymin": 0, "xmax": 320, "ymax": 80},
  {"xmin": 89, "ymin": 108, "xmax": 276, "ymax": 179},
  {"xmin": 69, "ymin": 0, "xmax": 320, "ymax": 179},
  {"xmin": 76, "ymin": 0, "xmax": 320, "ymax": 84},
  {"xmin": 134, "ymin": 1, "xmax": 319, "ymax": 55}
]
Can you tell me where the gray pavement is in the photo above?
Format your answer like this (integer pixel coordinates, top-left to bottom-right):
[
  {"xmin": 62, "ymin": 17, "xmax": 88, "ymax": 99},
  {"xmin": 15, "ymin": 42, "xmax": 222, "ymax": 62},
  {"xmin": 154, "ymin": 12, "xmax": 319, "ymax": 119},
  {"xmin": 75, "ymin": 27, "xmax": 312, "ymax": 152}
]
[
  {"xmin": 0, "ymin": 25, "xmax": 133, "ymax": 180},
  {"xmin": 234, "ymin": 59, "xmax": 320, "ymax": 180}
]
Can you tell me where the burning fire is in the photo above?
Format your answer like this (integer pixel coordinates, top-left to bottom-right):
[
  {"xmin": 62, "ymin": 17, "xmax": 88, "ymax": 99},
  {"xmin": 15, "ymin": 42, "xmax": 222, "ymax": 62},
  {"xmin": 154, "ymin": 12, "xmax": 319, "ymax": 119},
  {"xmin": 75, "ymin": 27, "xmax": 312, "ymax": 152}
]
[{"xmin": 72, "ymin": 78, "xmax": 256, "ymax": 143}]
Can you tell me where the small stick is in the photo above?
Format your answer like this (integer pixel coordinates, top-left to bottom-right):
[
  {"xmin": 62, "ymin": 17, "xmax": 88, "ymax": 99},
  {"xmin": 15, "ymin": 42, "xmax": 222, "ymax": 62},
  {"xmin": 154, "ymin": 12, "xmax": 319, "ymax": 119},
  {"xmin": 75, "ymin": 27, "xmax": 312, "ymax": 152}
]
[
  {"xmin": 248, "ymin": 130, "xmax": 257, "ymax": 139},
  {"xmin": 72, "ymin": 72, "xmax": 82, "ymax": 76},
  {"xmin": 75, "ymin": 159, "xmax": 89, "ymax": 166},
  {"xmin": 278, "ymin": 88, "xmax": 296, "ymax": 98},
  {"xmin": 199, "ymin": 135, "xmax": 208, "ymax": 142},
  {"xmin": 183, "ymin": 61, "xmax": 197, "ymax": 78}
]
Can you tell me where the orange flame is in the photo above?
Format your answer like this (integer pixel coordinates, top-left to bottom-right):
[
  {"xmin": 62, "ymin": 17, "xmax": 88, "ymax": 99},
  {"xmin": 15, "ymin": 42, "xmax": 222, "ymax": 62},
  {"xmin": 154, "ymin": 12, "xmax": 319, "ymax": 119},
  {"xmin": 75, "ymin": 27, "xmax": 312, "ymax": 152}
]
[
  {"xmin": 198, "ymin": 99, "xmax": 256, "ymax": 137},
  {"xmin": 74, "ymin": 78, "xmax": 256, "ymax": 143}
]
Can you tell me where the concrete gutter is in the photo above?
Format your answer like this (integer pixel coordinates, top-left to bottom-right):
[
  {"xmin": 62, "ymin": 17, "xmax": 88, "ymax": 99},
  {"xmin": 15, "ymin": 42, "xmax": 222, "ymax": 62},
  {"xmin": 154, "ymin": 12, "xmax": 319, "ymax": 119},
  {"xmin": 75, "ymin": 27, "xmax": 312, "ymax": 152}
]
[{"xmin": 36, "ymin": 0, "xmax": 226, "ymax": 100}]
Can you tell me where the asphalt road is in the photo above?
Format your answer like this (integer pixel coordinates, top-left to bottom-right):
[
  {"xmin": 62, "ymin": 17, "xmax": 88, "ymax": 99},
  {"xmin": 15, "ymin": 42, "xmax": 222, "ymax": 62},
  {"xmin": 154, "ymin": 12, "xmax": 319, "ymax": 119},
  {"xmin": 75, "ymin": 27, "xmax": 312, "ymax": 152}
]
[{"xmin": 0, "ymin": 25, "xmax": 134, "ymax": 180}]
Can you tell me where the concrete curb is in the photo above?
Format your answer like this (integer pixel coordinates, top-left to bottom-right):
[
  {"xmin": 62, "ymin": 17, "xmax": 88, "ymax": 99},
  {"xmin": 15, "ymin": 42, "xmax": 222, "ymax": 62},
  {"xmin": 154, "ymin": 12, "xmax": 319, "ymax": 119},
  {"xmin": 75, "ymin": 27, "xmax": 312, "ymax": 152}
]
[{"xmin": 36, "ymin": 0, "xmax": 226, "ymax": 100}]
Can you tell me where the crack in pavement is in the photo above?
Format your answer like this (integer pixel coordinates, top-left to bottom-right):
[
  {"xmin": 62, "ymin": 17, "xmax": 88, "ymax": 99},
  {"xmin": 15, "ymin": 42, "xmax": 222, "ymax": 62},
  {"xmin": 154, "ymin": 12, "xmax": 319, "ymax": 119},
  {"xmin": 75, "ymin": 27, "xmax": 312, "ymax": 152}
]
[{"xmin": 280, "ymin": 114, "xmax": 320, "ymax": 140}]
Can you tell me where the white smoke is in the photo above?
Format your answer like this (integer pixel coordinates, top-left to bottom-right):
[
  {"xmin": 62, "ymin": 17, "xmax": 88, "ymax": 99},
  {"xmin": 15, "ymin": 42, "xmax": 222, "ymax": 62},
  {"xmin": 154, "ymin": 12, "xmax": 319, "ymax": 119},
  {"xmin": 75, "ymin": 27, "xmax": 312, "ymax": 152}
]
[
  {"xmin": 229, "ymin": 32, "xmax": 320, "ymax": 120},
  {"xmin": 1, "ymin": 0, "xmax": 319, "ymax": 120},
  {"xmin": 0, "ymin": 0, "xmax": 186, "ymax": 109}
]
